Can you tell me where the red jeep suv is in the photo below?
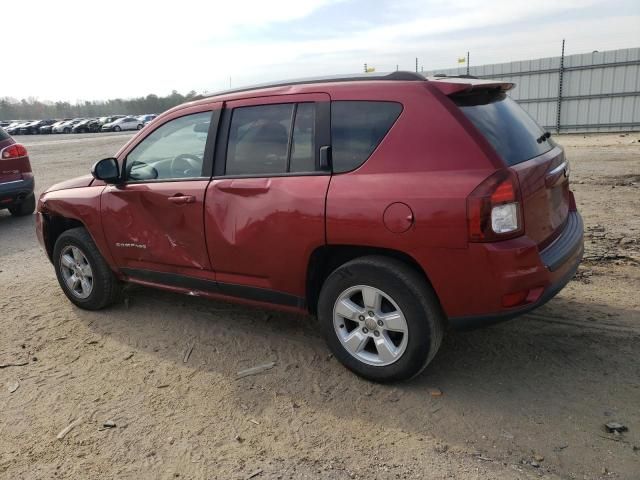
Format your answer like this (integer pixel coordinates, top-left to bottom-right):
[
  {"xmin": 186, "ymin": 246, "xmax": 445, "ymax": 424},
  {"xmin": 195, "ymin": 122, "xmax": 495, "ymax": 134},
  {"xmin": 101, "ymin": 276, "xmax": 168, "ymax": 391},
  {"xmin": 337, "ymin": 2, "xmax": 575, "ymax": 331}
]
[
  {"xmin": 36, "ymin": 72, "xmax": 583, "ymax": 382},
  {"xmin": 1, "ymin": 127, "xmax": 35, "ymax": 216}
]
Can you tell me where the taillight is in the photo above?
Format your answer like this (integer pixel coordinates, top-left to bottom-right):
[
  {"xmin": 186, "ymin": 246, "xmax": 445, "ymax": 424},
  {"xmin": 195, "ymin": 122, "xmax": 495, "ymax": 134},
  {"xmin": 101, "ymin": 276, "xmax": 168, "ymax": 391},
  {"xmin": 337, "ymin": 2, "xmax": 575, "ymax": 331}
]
[
  {"xmin": 1, "ymin": 143, "xmax": 28, "ymax": 160},
  {"xmin": 467, "ymin": 169, "xmax": 523, "ymax": 242}
]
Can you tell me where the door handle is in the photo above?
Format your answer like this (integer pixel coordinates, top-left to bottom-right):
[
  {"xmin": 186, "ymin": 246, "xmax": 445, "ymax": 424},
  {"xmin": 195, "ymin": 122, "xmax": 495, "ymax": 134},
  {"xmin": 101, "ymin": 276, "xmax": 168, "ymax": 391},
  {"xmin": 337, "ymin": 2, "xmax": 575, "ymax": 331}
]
[
  {"xmin": 168, "ymin": 194, "xmax": 195, "ymax": 204},
  {"xmin": 215, "ymin": 179, "xmax": 271, "ymax": 194}
]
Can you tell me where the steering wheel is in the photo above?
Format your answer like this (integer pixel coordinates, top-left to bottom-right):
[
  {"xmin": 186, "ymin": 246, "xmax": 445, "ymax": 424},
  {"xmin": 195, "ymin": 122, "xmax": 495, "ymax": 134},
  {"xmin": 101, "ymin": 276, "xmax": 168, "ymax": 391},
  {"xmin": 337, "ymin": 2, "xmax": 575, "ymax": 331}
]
[{"xmin": 170, "ymin": 154, "xmax": 201, "ymax": 177}]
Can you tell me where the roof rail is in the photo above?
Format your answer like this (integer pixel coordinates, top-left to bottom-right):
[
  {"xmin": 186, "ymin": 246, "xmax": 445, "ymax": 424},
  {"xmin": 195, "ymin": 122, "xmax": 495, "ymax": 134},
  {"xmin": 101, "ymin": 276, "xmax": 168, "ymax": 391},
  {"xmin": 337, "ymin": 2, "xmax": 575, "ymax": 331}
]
[
  {"xmin": 432, "ymin": 73, "xmax": 480, "ymax": 80},
  {"xmin": 204, "ymin": 71, "xmax": 426, "ymax": 98}
]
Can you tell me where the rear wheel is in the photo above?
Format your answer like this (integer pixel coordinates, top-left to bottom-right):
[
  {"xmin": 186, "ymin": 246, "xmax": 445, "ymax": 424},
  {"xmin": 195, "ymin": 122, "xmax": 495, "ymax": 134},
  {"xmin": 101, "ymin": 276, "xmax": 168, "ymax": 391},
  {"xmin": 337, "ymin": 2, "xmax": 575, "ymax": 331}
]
[
  {"xmin": 318, "ymin": 256, "xmax": 444, "ymax": 383},
  {"xmin": 113, "ymin": 126, "xmax": 121, "ymax": 132},
  {"xmin": 136, "ymin": 124, "xmax": 142, "ymax": 130},
  {"xmin": 53, "ymin": 227, "xmax": 121, "ymax": 310},
  {"xmin": 8, "ymin": 193, "xmax": 35, "ymax": 216}
]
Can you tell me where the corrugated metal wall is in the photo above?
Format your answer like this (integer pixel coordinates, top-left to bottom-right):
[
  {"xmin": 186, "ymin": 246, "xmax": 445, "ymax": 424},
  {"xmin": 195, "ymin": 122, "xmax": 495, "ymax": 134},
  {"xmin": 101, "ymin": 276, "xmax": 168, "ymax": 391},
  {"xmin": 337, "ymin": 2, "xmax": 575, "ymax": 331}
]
[{"xmin": 424, "ymin": 47, "xmax": 640, "ymax": 133}]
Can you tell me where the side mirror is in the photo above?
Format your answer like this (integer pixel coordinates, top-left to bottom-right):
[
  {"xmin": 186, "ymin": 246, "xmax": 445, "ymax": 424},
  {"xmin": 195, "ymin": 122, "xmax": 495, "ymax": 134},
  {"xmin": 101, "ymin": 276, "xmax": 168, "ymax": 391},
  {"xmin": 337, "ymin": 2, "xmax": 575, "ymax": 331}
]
[{"xmin": 91, "ymin": 157, "xmax": 120, "ymax": 183}]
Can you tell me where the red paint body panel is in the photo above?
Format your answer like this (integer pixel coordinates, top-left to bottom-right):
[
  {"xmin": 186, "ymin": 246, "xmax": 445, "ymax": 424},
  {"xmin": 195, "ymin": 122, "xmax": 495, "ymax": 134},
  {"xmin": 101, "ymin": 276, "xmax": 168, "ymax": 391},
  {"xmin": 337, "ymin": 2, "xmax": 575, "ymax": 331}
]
[
  {"xmin": 101, "ymin": 181, "xmax": 212, "ymax": 271},
  {"xmin": 38, "ymin": 186, "xmax": 115, "ymax": 267},
  {"xmin": 205, "ymin": 175, "xmax": 329, "ymax": 295}
]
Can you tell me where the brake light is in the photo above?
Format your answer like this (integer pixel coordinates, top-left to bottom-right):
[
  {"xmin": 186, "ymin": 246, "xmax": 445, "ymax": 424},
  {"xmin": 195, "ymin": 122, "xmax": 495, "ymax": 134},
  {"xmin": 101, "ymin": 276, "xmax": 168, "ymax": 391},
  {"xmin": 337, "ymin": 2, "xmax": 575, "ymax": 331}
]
[
  {"xmin": 467, "ymin": 169, "xmax": 523, "ymax": 242},
  {"xmin": 1, "ymin": 144, "xmax": 28, "ymax": 160}
]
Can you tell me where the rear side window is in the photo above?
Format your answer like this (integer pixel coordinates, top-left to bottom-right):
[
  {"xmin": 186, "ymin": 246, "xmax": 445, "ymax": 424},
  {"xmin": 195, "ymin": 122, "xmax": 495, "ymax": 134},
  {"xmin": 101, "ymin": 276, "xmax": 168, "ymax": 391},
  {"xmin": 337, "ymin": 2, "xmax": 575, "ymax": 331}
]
[
  {"xmin": 0, "ymin": 127, "xmax": 10, "ymax": 141},
  {"xmin": 225, "ymin": 103, "xmax": 318, "ymax": 176},
  {"xmin": 454, "ymin": 90, "xmax": 554, "ymax": 166},
  {"xmin": 331, "ymin": 101, "xmax": 402, "ymax": 173}
]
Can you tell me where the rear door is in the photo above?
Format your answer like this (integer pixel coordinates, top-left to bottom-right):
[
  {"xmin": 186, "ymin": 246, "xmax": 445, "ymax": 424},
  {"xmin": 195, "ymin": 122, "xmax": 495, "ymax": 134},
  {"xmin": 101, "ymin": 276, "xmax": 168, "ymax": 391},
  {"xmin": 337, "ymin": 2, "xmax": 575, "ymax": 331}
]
[
  {"xmin": 453, "ymin": 89, "xmax": 570, "ymax": 245},
  {"xmin": 101, "ymin": 105, "xmax": 220, "ymax": 274},
  {"xmin": 204, "ymin": 93, "xmax": 331, "ymax": 304}
]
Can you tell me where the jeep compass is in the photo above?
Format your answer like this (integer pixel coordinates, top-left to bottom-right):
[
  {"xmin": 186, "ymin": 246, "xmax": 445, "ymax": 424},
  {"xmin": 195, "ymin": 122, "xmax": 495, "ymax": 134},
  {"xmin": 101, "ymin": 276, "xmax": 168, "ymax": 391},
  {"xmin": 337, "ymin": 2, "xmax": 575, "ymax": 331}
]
[{"xmin": 36, "ymin": 72, "xmax": 583, "ymax": 382}]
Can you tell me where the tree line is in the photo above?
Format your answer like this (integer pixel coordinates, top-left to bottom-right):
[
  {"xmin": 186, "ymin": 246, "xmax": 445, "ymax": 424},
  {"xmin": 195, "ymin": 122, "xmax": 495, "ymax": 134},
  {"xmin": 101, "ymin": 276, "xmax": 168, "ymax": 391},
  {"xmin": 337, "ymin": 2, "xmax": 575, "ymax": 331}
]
[{"xmin": 0, "ymin": 90, "xmax": 204, "ymax": 121}]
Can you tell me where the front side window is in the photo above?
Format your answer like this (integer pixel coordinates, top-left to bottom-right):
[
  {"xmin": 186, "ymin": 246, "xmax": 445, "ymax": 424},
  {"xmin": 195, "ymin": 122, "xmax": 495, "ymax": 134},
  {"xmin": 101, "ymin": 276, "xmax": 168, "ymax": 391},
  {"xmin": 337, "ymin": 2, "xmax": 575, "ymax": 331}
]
[
  {"xmin": 125, "ymin": 111, "xmax": 211, "ymax": 181},
  {"xmin": 225, "ymin": 102, "xmax": 317, "ymax": 176}
]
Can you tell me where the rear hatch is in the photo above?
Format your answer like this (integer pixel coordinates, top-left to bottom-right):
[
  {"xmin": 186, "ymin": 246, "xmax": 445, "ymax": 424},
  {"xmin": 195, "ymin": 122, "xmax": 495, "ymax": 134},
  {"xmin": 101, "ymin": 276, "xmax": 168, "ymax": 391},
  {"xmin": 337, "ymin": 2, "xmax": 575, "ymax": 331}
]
[
  {"xmin": 451, "ymin": 87, "xmax": 570, "ymax": 247},
  {"xmin": 0, "ymin": 128, "xmax": 29, "ymax": 183}
]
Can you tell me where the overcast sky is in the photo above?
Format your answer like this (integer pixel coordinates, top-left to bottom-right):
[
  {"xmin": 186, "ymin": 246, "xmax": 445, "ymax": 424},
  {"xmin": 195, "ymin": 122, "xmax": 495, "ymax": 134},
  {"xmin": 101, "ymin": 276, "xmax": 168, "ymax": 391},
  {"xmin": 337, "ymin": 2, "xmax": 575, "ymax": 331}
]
[{"xmin": 3, "ymin": 0, "xmax": 639, "ymax": 102}]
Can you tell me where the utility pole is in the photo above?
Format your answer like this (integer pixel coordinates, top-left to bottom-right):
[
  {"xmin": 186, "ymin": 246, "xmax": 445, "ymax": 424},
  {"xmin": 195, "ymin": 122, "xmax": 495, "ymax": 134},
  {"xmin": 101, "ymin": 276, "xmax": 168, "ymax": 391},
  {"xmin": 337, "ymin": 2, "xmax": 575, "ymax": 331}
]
[
  {"xmin": 396, "ymin": 64, "xmax": 399, "ymax": 71},
  {"xmin": 556, "ymin": 39, "xmax": 566, "ymax": 134},
  {"xmin": 466, "ymin": 51, "xmax": 470, "ymax": 75},
  {"xmin": 364, "ymin": 63, "xmax": 368, "ymax": 73},
  {"xmin": 415, "ymin": 58, "xmax": 418, "ymax": 73}
]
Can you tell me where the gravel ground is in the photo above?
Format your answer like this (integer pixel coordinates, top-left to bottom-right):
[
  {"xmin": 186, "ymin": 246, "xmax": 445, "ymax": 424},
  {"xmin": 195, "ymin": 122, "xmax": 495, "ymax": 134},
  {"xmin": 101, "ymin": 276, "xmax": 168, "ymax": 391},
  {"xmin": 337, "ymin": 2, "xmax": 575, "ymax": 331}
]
[{"xmin": 0, "ymin": 132, "xmax": 638, "ymax": 479}]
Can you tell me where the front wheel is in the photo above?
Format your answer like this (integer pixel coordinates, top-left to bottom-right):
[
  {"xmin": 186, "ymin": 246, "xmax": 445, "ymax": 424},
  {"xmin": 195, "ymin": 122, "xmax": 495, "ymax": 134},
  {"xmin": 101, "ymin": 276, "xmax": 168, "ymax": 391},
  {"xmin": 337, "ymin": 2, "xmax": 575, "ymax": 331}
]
[
  {"xmin": 136, "ymin": 124, "xmax": 142, "ymax": 130},
  {"xmin": 113, "ymin": 126, "xmax": 121, "ymax": 132},
  {"xmin": 53, "ymin": 227, "xmax": 121, "ymax": 310},
  {"xmin": 318, "ymin": 256, "xmax": 444, "ymax": 383}
]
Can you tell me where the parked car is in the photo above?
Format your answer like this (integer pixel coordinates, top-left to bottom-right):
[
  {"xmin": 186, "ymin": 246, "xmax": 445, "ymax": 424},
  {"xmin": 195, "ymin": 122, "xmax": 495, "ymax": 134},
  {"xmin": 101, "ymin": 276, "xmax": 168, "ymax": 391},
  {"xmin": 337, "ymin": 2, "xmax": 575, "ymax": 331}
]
[
  {"xmin": 6, "ymin": 121, "xmax": 31, "ymax": 135},
  {"xmin": 71, "ymin": 118, "xmax": 101, "ymax": 133},
  {"xmin": 0, "ymin": 127, "xmax": 35, "ymax": 216},
  {"xmin": 0, "ymin": 121, "xmax": 12, "ymax": 128},
  {"xmin": 19, "ymin": 119, "xmax": 57, "ymax": 135},
  {"xmin": 137, "ymin": 114, "xmax": 157, "ymax": 125},
  {"xmin": 36, "ymin": 72, "xmax": 583, "ymax": 382},
  {"xmin": 97, "ymin": 115, "xmax": 125, "ymax": 128},
  {"xmin": 40, "ymin": 119, "xmax": 72, "ymax": 134},
  {"xmin": 52, "ymin": 118, "xmax": 84, "ymax": 134},
  {"xmin": 101, "ymin": 116, "xmax": 143, "ymax": 132}
]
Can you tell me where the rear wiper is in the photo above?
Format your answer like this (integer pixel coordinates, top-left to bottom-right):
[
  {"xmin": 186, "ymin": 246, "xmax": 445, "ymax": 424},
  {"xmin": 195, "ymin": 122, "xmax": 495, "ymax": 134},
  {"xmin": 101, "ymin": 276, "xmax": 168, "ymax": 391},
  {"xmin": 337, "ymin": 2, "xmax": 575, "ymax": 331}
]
[{"xmin": 537, "ymin": 131, "xmax": 551, "ymax": 144}]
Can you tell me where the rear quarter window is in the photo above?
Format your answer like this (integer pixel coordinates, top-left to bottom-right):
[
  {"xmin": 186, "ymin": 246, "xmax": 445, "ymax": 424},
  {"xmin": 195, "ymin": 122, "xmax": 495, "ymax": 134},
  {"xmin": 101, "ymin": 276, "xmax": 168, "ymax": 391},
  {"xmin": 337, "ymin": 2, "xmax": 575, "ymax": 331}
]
[
  {"xmin": 331, "ymin": 101, "xmax": 402, "ymax": 173},
  {"xmin": 0, "ymin": 127, "xmax": 10, "ymax": 141},
  {"xmin": 454, "ymin": 90, "xmax": 554, "ymax": 166}
]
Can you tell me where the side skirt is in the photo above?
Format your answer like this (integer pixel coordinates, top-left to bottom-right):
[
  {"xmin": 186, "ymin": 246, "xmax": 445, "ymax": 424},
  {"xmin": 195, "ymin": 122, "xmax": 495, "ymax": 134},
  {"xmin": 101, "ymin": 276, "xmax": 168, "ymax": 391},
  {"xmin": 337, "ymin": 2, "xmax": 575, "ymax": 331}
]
[{"xmin": 121, "ymin": 268, "xmax": 305, "ymax": 309}]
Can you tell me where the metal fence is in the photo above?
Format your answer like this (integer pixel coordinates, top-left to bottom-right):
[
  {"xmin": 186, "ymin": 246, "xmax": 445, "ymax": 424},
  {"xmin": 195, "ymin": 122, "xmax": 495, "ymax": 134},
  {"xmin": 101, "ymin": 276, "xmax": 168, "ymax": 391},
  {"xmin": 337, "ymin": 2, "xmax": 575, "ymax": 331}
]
[{"xmin": 425, "ymin": 47, "xmax": 640, "ymax": 133}]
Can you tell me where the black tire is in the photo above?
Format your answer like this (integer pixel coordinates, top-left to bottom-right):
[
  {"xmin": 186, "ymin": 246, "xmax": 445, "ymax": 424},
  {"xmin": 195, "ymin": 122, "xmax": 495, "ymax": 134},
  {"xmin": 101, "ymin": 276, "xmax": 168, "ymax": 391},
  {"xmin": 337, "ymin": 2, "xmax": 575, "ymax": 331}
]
[
  {"xmin": 113, "ymin": 126, "xmax": 121, "ymax": 132},
  {"xmin": 53, "ymin": 227, "xmax": 121, "ymax": 310},
  {"xmin": 136, "ymin": 124, "xmax": 142, "ymax": 130},
  {"xmin": 64, "ymin": 127, "xmax": 70, "ymax": 134},
  {"xmin": 8, "ymin": 193, "xmax": 35, "ymax": 216},
  {"xmin": 318, "ymin": 256, "xmax": 444, "ymax": 383}
]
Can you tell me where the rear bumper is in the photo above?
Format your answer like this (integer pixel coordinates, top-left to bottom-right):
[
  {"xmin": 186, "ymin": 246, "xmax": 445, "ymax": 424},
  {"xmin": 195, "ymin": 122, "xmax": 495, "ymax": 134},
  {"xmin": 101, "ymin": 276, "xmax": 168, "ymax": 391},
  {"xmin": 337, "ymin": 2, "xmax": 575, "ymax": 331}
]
[
  {"xmin": 0, "ymin": 175, "xmax": 34, "ymax": 208},
  {"xmin": 448, "ymin": 211, "xmax": 583, "ymax": 329}
]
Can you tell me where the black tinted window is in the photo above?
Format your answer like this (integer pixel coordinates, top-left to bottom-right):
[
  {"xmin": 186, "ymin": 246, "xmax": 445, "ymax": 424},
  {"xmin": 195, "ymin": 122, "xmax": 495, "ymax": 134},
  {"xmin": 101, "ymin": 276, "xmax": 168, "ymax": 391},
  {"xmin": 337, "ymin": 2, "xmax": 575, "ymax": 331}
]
[
  {"xmin": 454, "ymin": 91, "xmax": 554, "ymax": 166},
  {"xmin": 0, "ymin": 127, "xmax": 10, "ymax": 141},
  {"xmin": 226, "ymin": 104, "xmax": 293, "ymax": 175},
  {"xmin": 331, "ymin": 101, "xmax": 402, "ymax": 173},
  {"xmin": 290, "ymin": 103, "xmax": 316, "ymax": 173}
]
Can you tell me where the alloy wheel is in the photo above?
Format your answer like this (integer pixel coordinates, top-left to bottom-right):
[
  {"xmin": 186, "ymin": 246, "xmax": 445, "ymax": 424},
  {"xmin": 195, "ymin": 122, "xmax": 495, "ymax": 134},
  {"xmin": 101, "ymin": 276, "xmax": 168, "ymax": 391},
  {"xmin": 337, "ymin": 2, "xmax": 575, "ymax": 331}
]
[
  {"xmin": 333, "ymin": 285, "xmax": 409, "ymax": 366},
  {"xmin": 59, "ymin": 245, "xmax": 94, "ymax": 299}
]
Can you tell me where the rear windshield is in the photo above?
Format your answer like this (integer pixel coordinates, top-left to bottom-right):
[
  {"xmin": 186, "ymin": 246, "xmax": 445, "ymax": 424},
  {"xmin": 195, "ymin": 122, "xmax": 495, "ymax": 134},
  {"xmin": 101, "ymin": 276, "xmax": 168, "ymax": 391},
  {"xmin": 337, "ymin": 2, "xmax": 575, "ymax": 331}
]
[
  {"xmin": 454, "ymin": 90, "xmax": 554, "ymax": 166},
  {"xmin": 0, "ymin": 127, "xmax": 10, "ymax": 141}
]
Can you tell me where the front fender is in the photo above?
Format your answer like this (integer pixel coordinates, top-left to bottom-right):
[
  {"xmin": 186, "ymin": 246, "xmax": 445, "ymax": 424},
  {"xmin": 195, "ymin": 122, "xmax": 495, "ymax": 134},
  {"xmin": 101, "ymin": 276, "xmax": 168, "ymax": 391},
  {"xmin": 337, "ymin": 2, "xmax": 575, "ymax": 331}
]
[{"xmin": 38, "ymin": 186, "xmax": 116, "ymax": 268}]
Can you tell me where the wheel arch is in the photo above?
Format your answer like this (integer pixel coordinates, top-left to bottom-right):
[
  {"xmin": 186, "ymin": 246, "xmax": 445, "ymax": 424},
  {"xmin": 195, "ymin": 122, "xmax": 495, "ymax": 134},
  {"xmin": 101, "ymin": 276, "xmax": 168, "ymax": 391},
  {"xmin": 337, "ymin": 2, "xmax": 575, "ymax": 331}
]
[
  {"xmin": 305, "ymin": 244, "xmax": 441, "ymax": 315},
  {"xmin": 41, "ymin": 213, "xmax": 86, "ymax": 262}
]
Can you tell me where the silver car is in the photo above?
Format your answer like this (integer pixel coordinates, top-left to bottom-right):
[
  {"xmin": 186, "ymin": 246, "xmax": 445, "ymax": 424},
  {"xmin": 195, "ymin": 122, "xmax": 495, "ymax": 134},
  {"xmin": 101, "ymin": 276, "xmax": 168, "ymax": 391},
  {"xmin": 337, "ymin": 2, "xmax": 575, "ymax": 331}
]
[{"xmin": 101, "ymin": 116, "xmax": 143, "ymax": 132}]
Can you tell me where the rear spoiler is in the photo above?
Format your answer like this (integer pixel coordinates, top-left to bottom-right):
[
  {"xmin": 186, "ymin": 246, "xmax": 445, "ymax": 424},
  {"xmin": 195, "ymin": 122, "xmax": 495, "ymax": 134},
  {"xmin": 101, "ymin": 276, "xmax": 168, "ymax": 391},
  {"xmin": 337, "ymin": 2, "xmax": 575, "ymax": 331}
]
[{"xmin": 427, "ymin": 77, "xmax": 515, "ymax": 96}]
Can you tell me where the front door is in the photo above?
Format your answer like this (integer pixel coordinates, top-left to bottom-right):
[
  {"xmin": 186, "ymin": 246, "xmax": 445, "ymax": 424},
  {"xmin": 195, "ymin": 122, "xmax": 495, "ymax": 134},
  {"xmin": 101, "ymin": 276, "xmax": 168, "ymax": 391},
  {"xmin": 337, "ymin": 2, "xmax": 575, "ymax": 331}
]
[
  {"xmin": 101, "ymin": 107, "xmax": 218, "ymax": 274},
  {"xmin": 204, "ymin": 94, "xmax": 331, "ymax": 305}
]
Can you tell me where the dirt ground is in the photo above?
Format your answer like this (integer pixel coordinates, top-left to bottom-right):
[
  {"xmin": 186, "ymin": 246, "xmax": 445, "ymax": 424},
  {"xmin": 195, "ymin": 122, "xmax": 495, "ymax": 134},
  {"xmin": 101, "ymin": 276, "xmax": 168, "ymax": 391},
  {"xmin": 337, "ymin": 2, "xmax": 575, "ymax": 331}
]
[{"xmin": 0, "ymin": 131, "xmax": 638, "ymax": 480}]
